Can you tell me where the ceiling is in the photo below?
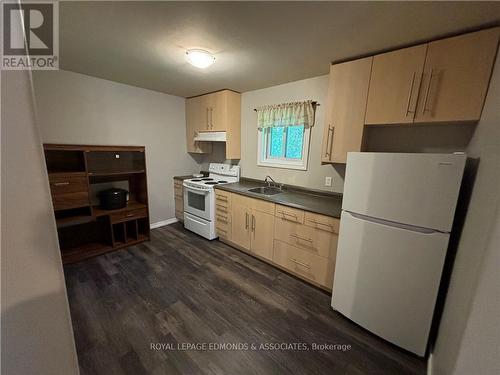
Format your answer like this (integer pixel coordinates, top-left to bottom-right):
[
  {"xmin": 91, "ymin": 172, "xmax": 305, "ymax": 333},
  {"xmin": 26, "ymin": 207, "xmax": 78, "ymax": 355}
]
[{"xmin": 60, "ymin": 2, "xmax": 500, "ymax": 97}]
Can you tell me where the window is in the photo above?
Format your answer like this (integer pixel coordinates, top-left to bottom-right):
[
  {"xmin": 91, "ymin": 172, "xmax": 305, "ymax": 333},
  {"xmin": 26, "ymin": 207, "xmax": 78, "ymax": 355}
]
[{"xmin": 258, "ymin": 125, "xmax": 310, "ymax": 170}]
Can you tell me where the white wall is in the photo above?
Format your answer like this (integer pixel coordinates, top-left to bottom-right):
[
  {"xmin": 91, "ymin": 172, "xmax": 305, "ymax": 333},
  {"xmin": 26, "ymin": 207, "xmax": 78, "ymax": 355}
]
[
  {"xmin": 32, "ymin": 70, "xmax": 202, "ymax": 224},
  {"xmin": 238, "ymin": 75, "xmax": 346, "ymax": 192},
  {"xmin": 431, "ymin": 56, "xmax": 500, "ymax": 375},
  {"xmin": 1, "ymin": 70, "xmax": 79, "ymax": 374}
]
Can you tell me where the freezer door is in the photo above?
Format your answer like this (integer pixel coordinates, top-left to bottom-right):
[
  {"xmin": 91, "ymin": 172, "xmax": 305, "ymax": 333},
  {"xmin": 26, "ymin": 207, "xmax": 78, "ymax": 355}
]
[
  {"xmin": 342, "ymin": 152, "xmax": 466, "ymax": 232},
  {"xmin": 331, "ymin": 211, "xmax": 449, "ymax": 356}
]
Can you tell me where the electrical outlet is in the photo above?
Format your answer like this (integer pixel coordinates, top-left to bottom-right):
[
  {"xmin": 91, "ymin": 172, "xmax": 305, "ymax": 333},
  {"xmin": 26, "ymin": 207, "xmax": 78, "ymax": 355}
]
[{"xmin": 325, "ymin": 176, "xmax": 332, "ymax": 187}]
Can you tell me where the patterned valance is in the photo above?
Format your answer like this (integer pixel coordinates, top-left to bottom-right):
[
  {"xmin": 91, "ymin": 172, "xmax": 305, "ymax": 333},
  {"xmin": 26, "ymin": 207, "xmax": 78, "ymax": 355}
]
[{"xmin": 256, "ymin": 100, "xmax": 315, "ymax": 130}]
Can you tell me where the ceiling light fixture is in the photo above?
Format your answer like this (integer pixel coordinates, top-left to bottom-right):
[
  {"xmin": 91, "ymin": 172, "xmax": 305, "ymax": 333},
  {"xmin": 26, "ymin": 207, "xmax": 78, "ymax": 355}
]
[{"xmin": 185, "ymin": 49, "xmax": 216, "ymax": 69}]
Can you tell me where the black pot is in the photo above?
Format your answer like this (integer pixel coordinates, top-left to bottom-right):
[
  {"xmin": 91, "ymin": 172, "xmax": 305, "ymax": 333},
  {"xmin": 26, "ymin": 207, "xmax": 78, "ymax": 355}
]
[{"xmin": 98, "ymin": 188, "xmax": 128, "ymax": 210}]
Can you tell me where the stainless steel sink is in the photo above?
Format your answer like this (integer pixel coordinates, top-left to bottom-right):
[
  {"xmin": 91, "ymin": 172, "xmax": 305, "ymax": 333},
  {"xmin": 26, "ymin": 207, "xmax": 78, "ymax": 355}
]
[{"xmin": 247, "ymin": 187, "xmax": 283, "ymax": 196}]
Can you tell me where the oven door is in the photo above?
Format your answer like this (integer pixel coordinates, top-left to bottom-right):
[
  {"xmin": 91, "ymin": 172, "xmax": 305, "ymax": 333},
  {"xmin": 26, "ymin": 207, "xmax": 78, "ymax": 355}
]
[{"xmin": 183, "ymin": 185, "xmax": 212, "ymax": 221}]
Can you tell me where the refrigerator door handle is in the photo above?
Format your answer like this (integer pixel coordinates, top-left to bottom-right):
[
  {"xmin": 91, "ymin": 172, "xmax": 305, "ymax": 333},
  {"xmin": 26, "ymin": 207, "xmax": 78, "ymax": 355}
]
[{"xmin": 344, "ymin": 211, "xmax": 446, "ymax": 234}]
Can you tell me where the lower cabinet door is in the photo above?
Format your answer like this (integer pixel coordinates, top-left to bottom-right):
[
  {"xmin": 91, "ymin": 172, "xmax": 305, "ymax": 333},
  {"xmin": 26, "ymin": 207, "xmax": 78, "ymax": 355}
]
[
  {"xmin": 250, "ymin": 210, "xmax": 274, "ymax": 261},
  {"xmin": 231, "ymin": 204, "xmax": 250, "ymax": 250}
]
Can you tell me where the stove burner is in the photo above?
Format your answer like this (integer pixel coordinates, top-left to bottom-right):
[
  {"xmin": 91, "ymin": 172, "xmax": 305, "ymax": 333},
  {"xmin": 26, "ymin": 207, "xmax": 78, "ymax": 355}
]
[
  {"xmin": 191, "ymin": 179, "xmax": 202, "ymax": 182},
  {"xmin": 204, "ymin": 182, "xmax": 218, "ymax": 185},
  {"xmin": 217, "ymin": 180, "xmax": 228, "ymax": 183},
  {"xmin": 201, "ymin": 178, "xmax": 214, "ymax": 181}
]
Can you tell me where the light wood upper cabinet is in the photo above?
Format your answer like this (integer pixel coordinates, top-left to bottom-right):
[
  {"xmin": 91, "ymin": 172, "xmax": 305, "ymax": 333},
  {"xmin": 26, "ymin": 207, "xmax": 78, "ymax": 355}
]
[
  {"xmin": 365, "ymin": 27, "xmax": 499, "ymax": 125},
  {"xmin": 321, "ymin": 57, "xmax": 373, "ymax": 164},
  {"xmin": 365, "ymin": 45, "xmax": 427, "ymax": 125},
  {"xmin": 185, "ymin": 90, "xmax": 241, "ymax": 159},
  {"xmin": 414, "ymin": 27, "xmax": 500, "ymax": 123},
  {"xmin": 185, "ymin": 96, "xmax": 212, "ymax": 154}
]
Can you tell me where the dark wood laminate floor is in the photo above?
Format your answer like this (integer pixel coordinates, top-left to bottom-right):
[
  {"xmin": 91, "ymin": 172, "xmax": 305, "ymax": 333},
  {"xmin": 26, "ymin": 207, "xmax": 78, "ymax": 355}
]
[{"xmin": 64, "ymin": 222, "xmax": 426, "ymax": 375}]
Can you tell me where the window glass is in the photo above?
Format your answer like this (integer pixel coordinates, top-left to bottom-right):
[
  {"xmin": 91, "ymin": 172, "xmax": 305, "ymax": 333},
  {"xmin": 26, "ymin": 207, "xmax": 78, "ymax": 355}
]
[
  {"xmin": 269, "ymin": 126, "xmax": 285, "ymax": 158},
  {"xmin": 285, "ymin": 125, "xmax": 304, "ymax": 159}
]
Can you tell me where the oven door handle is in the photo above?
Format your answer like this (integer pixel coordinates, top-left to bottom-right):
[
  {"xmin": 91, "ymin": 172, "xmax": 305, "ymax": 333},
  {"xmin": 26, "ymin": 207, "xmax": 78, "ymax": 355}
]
[{"xmin": 183, "ymin": 184, "xmax": 210, "ymax": 194}]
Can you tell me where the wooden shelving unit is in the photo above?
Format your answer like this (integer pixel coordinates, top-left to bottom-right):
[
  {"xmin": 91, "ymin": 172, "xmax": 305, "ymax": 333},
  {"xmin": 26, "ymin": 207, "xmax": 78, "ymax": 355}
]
[{"xmin": 43, "ymin": 144, "xmax": 150, "ymax": 264}]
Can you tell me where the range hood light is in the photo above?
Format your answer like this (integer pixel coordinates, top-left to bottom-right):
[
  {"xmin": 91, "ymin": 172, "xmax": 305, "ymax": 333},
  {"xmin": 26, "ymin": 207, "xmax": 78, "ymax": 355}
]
[{"xmin": 186, "ymin": 49, "xmax": 215, "ymax": 69}]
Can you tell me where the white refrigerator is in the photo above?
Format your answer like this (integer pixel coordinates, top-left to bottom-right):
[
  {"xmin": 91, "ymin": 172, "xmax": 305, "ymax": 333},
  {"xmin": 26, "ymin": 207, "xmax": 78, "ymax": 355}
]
[{"xmin": 331, "ymin": 152, "xmax": 466, "ymax": 357}]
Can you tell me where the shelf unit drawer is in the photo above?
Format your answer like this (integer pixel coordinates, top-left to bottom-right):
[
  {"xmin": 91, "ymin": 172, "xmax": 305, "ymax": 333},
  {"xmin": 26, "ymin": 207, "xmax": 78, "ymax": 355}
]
[
  {"xmin": 274, "ymin": 217, "xmax": 338, "ymax": 259},
  {"xmin": 273, "ymin": 240, "xmax": 335, "ymax": 289},
  {"xmin": 275, "ymin": 204, "xmax": 305, "ymax": 224},
  {"xmin": 215, "ymin": 190, "xmax": 232, "ymax": 209},
  {"xmin": 52, "ymin": 192, "xmax": 90, "ymax": 211},
  {"xmin": 110, "ymin": 207, "xmax": 148, "ymax": 223},
  {"xmin": 304, "ymin": 212, "xmax": 340, "ymax": 234},
  {"xmin": 49, "ymin": 175, "xmax": 88, "ymax": 195}
]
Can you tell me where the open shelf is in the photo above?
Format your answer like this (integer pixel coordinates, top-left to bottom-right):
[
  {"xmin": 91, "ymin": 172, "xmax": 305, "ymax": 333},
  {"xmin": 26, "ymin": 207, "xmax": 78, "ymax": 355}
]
[
  {"xmin": 88, "ymin": 170, "xmax": 145, "ymax": 177},
  {"xmin": 93, "ymin": 200, "xmax": 147, "ymax": 217},
  {"xmin": 45, "ymin": 149, "xmax": 86, "ymax": 174}
]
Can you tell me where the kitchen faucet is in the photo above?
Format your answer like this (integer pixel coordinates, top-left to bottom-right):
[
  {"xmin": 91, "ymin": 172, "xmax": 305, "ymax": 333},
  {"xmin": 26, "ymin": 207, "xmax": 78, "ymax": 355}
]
[{"xmin": 264, "ymin": 176, "xmax": 283, "ymax": 190}]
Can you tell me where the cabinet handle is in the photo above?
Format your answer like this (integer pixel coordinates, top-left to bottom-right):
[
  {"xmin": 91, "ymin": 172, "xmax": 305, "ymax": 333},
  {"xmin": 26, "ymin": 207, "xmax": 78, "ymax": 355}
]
[
  {"xmin": 290, "ymin": 258, "xmax": 311, "ymax": 269},
  {"xmin": 245, "ymin": 212, "xmax": 249, "ymax": 229},
  {"xmin": 422, "ymin": 68, "xmax": 435, "ymax": 114},
  {"xmin": 216, "ymin": 215, "xmax": 228, "ymax": 223},
  {"xmin": 125, "ymin": 213, "xmax": 135, "ymax": 217},
  {"xmin": 405, "ymin": 71, "xmax": 416, "ymax": 116},
  {"xmin": 251, "ymin": 215, "xmax": 255, "ymax": 232},
  {"xmin": 308, "ymin": 219, "xmax": 334, "ymax": 229},
  {"xmin": 281, "ymin": 211, "xmax": 298, "ymax": 222},
  {"xmin": 324, "ymin": 125, "xmax": 334, "ymax": 157},
  {"xmin": 206, "ymin": 107, "xmax": 210, "ymax": 129},
  {"xmin": 53, "ymin": 182, "xmax": 70, "ymax": 186},
  {"xmin": 290, "ymin": 233, "xmax": 313, "ymax": 243},
  {"xmin": 210, "ymin": 108, "xmax": 214, "ymax": 129}
]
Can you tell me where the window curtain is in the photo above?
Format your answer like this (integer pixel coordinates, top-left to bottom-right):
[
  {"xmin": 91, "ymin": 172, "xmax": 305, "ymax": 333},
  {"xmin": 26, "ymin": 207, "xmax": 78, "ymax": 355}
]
[{"xmin": 256, "ymin": 100, "xmax": 315, "ymax": 130}]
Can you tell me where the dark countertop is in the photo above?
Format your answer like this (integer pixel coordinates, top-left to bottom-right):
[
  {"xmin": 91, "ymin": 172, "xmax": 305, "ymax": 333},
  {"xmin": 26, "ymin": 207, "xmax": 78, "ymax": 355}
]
[
  {"xmin": 215, "ymin": 179, "xmax": 342, "ymax": 219},
  {"xmin": 173, "ymin": 171, "xmax": 208, "ymax": 181}
]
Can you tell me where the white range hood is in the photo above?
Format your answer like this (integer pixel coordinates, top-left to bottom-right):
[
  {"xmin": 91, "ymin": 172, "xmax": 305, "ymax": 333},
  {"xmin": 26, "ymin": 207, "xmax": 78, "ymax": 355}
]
[{"xmin": 194, "ymin": 131, "xmax": 226, "ymax": 142}]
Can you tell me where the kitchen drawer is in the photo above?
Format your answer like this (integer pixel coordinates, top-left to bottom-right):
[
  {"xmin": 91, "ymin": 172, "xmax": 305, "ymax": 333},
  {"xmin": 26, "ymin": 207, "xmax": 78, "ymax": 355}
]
[
  {"xmin": 273, "ymin": 240, "xmax": 335, "ymax": 289},
  {"xmin": 49, "ymin": 175, "xmax": 87, "ymax": 195},
  {"xmin": 215, "ymin": 190, "xmax": 232, "ymax": 209},
  {"xmin": 110, "ymin": 208, "xmax": 148, "ymax": 223},
  {"xmin": 216, "ymin": 224, "xmax": 231, "ymax": 241},
  {"xmin": 275, "ymin": 204, "xmax": 304, "ymax": 224},
  {"xmin": 304, "ymin": 212, "xmax": 340, "ymax": 234},
  {"xmin": 274, "ymin": 217, "xmax": 338, "ymax": 259},
  {"xmin": 216, "ymin": 210, "xmax": 231, "ymax": 225},
  {"xmin": 52, "ymin": 192, "xmax": 90, "ymax": 211},
  {"xmin": 216, "ymin": 204, "xmax": 230, "ymax": 216}
]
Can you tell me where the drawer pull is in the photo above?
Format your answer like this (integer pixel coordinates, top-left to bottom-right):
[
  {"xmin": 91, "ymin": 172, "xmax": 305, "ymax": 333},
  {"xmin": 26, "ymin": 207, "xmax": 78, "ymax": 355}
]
[
  {"xmin": 125, "ymin": 213, "xmax": 135, "ymax": 217},
  {"xmin": 53, "ymin": 182, "xmax": 70, "ymax": 186},
  {"xmin": 281, "ymin": 212, "xmax": 299, "ymax": 222},
  {"xmin": 290, "ymin": 233, "xmax": 313, "ymax": 243},
  {"xmin": 309, "ymin": 219, "xmax": 333, "ymax": 228},
  {"xmin": 290, "ymin": 258, "xmax": 311, "ymax": 269},
  {"xmin": 216, "ymin": 215, "xmax": 228, "ymax": 223},
  {"xmin": 216, "ymin": 196, "xmax": 228, "ymax": 202}
]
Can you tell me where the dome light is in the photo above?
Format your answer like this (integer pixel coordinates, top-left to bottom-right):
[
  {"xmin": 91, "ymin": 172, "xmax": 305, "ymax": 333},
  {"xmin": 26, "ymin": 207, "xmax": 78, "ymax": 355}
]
[{"xmin": 186, "ymin": 49, "xmax": 215, "ymax": 69}]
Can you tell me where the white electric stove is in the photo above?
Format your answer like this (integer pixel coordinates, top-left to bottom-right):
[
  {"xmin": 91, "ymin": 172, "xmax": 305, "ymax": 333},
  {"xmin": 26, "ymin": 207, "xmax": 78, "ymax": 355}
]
[{"xmin": 183, "ymin": 163, "xmax": 240, "ymax": 239}]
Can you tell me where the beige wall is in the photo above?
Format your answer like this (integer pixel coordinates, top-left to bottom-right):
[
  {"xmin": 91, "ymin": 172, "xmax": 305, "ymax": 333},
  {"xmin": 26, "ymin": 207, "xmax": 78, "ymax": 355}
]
[
  {"xmin": 238, "ymin": 75, "xmax": 346, "ymax": 192},
  {"xmin": 431, "ymin": 56, "xmax": 500, "ymax": 375},
  {"xmin": 32, "ymin": 70, "xmax": 202, "ymax": 224},
  {"xmin": 1, "ymin": 70, "xmax": 79, "ymax": 374}
]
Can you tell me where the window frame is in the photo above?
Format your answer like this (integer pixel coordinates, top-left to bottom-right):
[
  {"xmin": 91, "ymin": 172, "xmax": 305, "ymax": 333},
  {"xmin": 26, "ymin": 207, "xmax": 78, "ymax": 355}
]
[{"xmin": 257, "ymin": 125, "xmax": 311, "ymax": 171}]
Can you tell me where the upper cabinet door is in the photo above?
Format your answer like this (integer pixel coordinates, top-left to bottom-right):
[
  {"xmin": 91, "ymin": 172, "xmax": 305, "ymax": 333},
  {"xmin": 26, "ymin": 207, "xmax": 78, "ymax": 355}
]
[
  {"xmin": 414, "ymin": 28, "xmax": 500, "ymax": 123},
  {"xmin": 365, "ymin": 45, "xmax": 427, "ymax": 125},
  {"xmin": 185, "ymin": 96, "xmax": 212, "ymax": 154},
  {"xmin": 321, "ymin": 57, "xmax": 373, "ymax": 164},
  {"xmin": 206, "ymin": 91, "xmax": 227, "ymax": 131}
]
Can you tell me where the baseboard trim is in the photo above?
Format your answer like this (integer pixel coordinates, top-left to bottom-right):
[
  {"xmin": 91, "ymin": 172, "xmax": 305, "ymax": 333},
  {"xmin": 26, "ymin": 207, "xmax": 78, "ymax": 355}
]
[{"xmin": 150, "ymin": 218, "xmax": 178, "ymax": 229}]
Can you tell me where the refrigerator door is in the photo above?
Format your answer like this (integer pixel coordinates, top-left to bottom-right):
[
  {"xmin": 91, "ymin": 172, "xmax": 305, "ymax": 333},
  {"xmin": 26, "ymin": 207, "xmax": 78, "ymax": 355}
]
[
  {"xmin": 331, "ymin": 211, "xmax": 449, "ymax": 356},
  {"xmin": 342, "ymin": 152, "xmax": 466, "ymax": 232}
]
